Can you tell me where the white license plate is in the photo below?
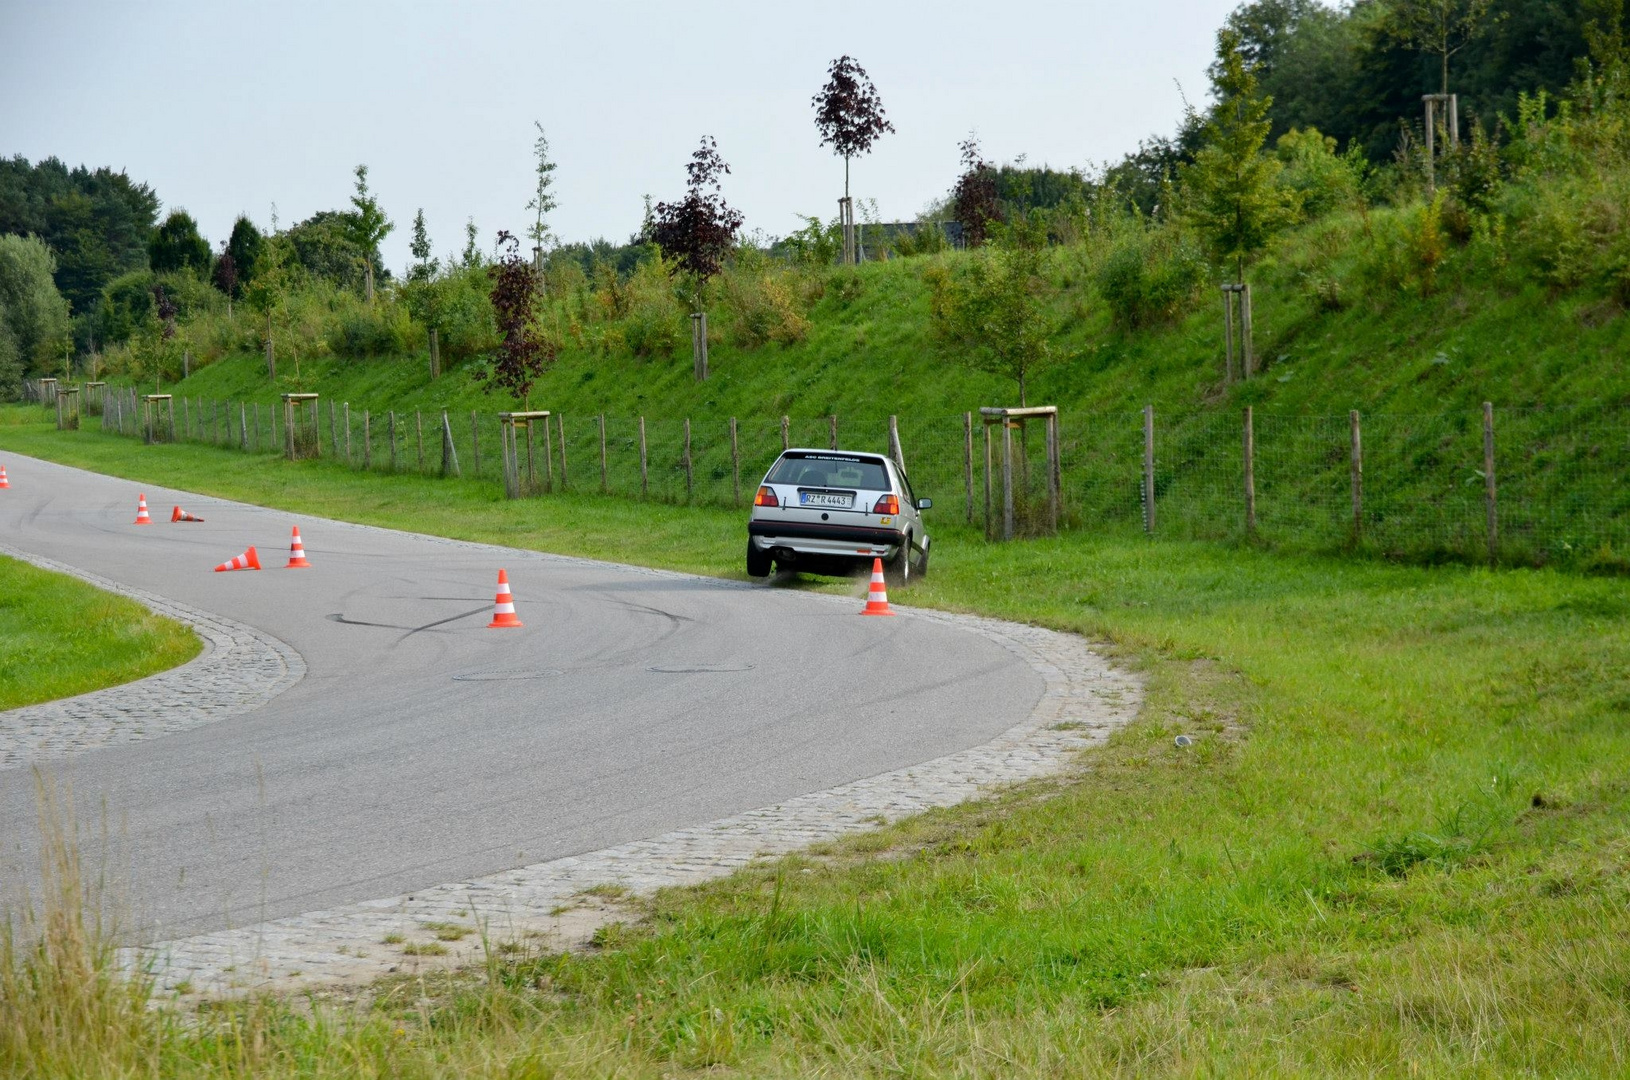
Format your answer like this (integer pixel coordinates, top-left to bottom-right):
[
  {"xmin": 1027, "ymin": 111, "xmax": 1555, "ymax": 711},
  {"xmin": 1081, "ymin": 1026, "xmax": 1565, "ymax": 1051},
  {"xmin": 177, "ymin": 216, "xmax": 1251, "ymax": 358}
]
[{"xmin": 800, "ymin": 491, "xmax": 853, "ymax": 509}]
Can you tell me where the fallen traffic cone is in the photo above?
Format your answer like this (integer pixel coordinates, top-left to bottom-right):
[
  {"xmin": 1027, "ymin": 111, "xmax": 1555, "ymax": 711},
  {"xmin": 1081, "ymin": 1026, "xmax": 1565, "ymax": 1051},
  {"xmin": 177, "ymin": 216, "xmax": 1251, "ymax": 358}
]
[
  {"xmin": 0, "ymin": 464, "xmax": 9, "ymax": 489},
  {"xmin": 171, "ymin": 505, "xmax": 205, "ymax": 522},
  {"xmin": 285, "ymin": 526, "xmax": 311, "ymax": 568},
  {"xmin": 487, "ymin": 569, "xmax": 523, "ymax": 628},
  {"xmin": 214, "ymin": 546, "xmax": 261, "ymax": 572},
  {"xmin": 859, "ymin": 557, "xmax": 894, "ymax": 616},
  {"xmin": 133, "ymin": 493, "xmax": 152, "ymax": 525}
]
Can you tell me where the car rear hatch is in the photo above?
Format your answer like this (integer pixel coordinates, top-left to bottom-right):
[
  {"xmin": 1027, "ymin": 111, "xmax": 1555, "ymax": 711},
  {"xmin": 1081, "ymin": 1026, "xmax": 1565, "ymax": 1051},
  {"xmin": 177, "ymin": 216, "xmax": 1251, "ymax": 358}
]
[{"xmin": 752, "ymin": 451, "xmax": 903, "ymax": 553}]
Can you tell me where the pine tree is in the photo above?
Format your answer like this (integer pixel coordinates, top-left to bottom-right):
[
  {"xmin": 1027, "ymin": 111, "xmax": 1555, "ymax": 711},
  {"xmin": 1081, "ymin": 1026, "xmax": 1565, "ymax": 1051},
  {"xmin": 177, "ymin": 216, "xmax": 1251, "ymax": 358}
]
[{"xmin": 1184, "ymin": 28, "xmax": 1298, "ymax": 283}]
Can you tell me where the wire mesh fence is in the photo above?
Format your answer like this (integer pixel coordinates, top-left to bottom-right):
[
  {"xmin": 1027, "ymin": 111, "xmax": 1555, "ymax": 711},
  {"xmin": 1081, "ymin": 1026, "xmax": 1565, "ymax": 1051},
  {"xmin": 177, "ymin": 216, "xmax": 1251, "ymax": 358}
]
[{"xmin": 30, "ymin": 384, "xmax": 1630, "ymax": 567}]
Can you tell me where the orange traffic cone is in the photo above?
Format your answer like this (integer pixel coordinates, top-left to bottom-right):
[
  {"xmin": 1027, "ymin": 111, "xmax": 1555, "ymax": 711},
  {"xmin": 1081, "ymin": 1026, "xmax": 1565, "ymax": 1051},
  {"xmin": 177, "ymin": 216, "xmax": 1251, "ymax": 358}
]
[
  {"xmin": 134, "ymin": 493, "xmax": 153, "ymax": 525},
  {"xmin": 0, "ymin": 464, "xmax": 9, "ymax": 489},
  {"xmin": 171, "ymin": 505, "xmax": 205, "ymax": 522},
  {"xmin": 285, "ymin": 526, "xmax": 311, "ymax": 568},
  {"xmin": 859, "ymin": 558, "xmax": 894, "ymax": 616},
  {"xmin": 214, "ymin": 546, "xmax": 261, "ymax": 572},
  {"xmin": 487, "ymin": 569, "xmax": 523, "ymax": 628}
]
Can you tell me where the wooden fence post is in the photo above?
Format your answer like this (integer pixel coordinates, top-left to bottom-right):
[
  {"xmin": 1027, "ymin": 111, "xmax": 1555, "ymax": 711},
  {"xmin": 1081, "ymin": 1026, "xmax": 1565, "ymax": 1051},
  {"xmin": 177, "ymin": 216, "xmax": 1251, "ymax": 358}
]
[
  {"xmin": 428, "ymin": 328, "xmax": 440, "ymax": 380},
  {"xmin": 240, "ymin": 403, "xmax": 248, "ymax": 451},
  {"xmin": 363, "ymin": 410, "xmax": 371, "ymax": 470},
  {"xmin": 558, "ymin": 414, "xmax": 568, "ymax": 490},
  {"xmin": 683, "ymin": 418, "xmax": 694, "ymax": 500},
  {"xmin": 1483, "ymin": 401, "xmax": 1498, "ymax": 562},
  {"xmin": 416, "ymin": 410, "xmax": 424, "ymax": 472},
  {"xmin": 1046, "ymin": 412, "xmax": 1060, "ymax": 533},
  {"xmin": 471, "ymin": 411, "xmax": 480, "ymax": 477},
  {"xmin": 1243, "ymin": 406, "xmax": 1257, "ymax": 537},
  {"xmin": 1222, "ymin": 288, "xmax": 1236, "ymax": 384},
  {"xmin": 729, "ymin": 417, "xmax": 740, "ymax": 506},
  {"xmin": 828, "ymin": 414, "xmax": 838, "ymax": 450},
  {"xmin": 441, "ymin": 410, "xmax": 460, "ymax": 477},
  {"xmin": 887, "ymin": 415, "xmax": 905, "ymax": 475},
  {"xmin": 344, "ymin": 403, "xmax": 352, "ymax": 463},
  {"xmin": 638, "ymin": 417, "xmax": 649, "ymax": 497},
  {"xmin": 1142, "ymin": 405, "xmax": 1155, "ymax": 534},
  {"xmin": 599, "ymin": 414, "xmax": 608, "ymax": 493},
  {"xmin": 957, "ymin": 411, "xmax": 973, "ymax": 524},
  {"xmin": 1242, "ymin": 283, "xmax": 1255, "ymax": 379},
  {"xmin": 781, "ymin": 415, "xmax": 789, "ymax": 451},
  {"xmin": 1002, "ymin": 418, "xmax": 1015, "ymax": 540},
  {"xmin": 1350, "ymin": 410, "xmax": 1363, "ymax": 542},
  {"xmin": 329, "ymin": 400, "xmax": 338, "ymax": 458},
  {"xmin": 983, "ymin": 422, "xmax": 994, "ymax": 540},
  {"xmin": 253, "ymin": 403, "xmax": 261, "ymax": 453},
  {"xmin": 389, "ymin": 411, "xmax": 398, "ymax": 472},
  {"xmin": 541, "ymin": 415, "xmax": 553, "ymax": 490}
]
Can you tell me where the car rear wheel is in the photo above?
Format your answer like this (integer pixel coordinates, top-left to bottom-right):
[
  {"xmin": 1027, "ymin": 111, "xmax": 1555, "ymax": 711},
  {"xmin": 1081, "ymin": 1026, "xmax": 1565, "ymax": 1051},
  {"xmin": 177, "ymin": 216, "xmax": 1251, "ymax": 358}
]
[
  {"xmin": 884, "ymin": 535, "xmax": 912, "ymax": 588},
  {"xmin": 746, "ymin": 539, "xmax": 772, "ymax": 578}
]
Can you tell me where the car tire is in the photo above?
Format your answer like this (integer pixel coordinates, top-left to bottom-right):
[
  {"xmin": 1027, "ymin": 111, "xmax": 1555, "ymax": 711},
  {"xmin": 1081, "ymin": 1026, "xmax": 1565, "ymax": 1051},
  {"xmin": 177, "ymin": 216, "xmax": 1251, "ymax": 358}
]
[
  {"xmin": 915, "ymin": 539, "xmax": 930, "ymax": 579},
  {"xmin": 884, "ymin": 536, "xmax": 911, "ymax": 588},
  {"xmin": 746, "ymin": 539, "xmax": 772, "ymax": 578}
]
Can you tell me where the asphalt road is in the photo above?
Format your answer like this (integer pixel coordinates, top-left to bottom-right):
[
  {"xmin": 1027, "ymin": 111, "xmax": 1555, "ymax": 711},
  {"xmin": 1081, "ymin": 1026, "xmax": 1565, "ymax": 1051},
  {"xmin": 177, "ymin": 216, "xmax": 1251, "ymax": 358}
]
[{"xmin": 0, "ymin": 452, "xmax": 1039, "ymax": 941}]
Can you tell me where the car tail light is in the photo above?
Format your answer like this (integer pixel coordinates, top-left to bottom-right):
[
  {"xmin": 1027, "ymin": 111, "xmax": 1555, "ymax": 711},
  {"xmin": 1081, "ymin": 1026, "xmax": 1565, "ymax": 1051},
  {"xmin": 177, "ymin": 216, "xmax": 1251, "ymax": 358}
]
[
  {"xmin": 872, "ymin": 494, "xmax": 899, "ymax": 515},
  {"xmin": 754, "ymin": 485, "xmax": 779, "ymax": 507}
]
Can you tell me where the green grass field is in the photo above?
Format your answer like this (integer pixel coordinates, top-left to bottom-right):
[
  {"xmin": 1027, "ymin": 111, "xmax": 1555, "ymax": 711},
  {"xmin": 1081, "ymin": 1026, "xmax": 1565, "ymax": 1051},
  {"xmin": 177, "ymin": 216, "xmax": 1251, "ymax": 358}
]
[
  {"xmin": 3, "ymin": 415, "xmax": 1628, "ymax": 1075},
  {"xmin": 0, "ymin": 553, "xmax": 199, "ymax": 714}
]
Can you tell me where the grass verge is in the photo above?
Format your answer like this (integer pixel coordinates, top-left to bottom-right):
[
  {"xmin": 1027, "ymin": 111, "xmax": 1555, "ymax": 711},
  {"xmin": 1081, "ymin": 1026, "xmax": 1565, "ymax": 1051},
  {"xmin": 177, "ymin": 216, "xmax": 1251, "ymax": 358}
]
[
  {"xmin": 3, "ymin": 414, "xmax": 1629, "ymax": 1076},
  {"xmin": 0, "ymin": 553, "xmax": 199, "ymax": 713}
]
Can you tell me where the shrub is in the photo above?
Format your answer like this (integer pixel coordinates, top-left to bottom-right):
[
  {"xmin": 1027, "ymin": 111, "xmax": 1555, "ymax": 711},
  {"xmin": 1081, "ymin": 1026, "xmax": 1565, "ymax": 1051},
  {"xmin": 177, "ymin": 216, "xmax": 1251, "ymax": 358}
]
[
  {"xmin": 721, "ymin": 267, "xmax": 810, "ymax": 348},
  {"xmin": 1096, "ymin": 229, "xmax": 1206, "ymax": 329},
  {"xmin": 1276, "ymin": 127, "xmax": 1364, "ymax": 220}
]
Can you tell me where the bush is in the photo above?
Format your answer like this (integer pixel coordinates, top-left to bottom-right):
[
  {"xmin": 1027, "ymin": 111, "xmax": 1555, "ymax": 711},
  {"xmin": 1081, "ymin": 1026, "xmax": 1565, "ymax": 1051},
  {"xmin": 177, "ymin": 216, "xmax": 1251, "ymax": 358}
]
[
  {"xmin": 721, "ymin": 266, "xmax": 810, "ymax": 348},
  {"xmin": 619, "ymin": 258, "xmax": 683, "ymax": 359},
  {"xmin": 1277, "ymin": 127, "xmax": 1365, "ymax": 221},
  {"xmin": 335, "ymin": 302, "xmax": 411, "ymax": 358},
  {"xmin": 1096, "ymin": 229, "xmax": 1207, "ymax": 330},
  {"xmin": 432, "ymin": 267, "xmax": 499, "ymax": 361}
]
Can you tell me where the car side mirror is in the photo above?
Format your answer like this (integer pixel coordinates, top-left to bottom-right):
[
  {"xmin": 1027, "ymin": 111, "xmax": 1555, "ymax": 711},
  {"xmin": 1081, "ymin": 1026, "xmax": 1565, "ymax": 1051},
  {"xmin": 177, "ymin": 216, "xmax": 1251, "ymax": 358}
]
[{"xmin": 917, "ymin": 498, "xmax": 932, "ymax": 511}]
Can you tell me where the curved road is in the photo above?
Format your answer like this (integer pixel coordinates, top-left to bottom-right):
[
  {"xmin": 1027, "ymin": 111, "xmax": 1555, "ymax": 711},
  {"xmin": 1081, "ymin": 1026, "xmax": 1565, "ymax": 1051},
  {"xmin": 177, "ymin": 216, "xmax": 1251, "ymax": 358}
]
[{"xmin": 0, "ymin": 453, "xmax": 1039, "ymax": 942}]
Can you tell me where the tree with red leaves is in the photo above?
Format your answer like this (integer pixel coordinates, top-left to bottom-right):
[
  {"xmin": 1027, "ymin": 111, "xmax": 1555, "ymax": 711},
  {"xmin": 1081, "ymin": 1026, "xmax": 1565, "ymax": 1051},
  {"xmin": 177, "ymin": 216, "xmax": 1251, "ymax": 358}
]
[
  {"xmin": 951, "ymin": 136, "xmax": 1003, "ymax": 248},
  {"xmin": 812, "ymin": 55, "xmax": 895, "ymax": 207},
  {"xmin": 486, "ymin": 231, "xmax": 554, "ymax": 407},
  {"xmin": 649, "ymin": 137, "xmax": 743, "ymax": 297}
]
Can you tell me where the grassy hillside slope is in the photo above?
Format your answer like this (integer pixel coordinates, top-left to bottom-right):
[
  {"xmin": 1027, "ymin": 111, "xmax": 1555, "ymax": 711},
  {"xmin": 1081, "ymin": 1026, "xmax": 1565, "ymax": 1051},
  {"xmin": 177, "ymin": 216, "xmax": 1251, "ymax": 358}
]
[{"xmin": 100, "ymin": 205, "xmax": 1630, "ymax": 569}]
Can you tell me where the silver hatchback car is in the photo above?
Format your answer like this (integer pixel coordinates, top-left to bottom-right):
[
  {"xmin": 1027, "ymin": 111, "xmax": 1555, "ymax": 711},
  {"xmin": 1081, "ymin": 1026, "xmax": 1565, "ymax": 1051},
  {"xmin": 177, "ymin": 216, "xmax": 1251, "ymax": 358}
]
[{"xmin": 747, "ymin": 449, "xmax": 931, "ymax": 585}]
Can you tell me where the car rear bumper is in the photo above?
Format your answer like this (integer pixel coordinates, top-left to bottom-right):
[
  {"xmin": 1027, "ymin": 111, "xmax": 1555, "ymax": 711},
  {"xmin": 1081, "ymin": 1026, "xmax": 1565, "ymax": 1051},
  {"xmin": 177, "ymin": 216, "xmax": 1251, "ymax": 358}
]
[{"xmin": 748, "ymin": 520, "xmax": 904, "ymax": 561}]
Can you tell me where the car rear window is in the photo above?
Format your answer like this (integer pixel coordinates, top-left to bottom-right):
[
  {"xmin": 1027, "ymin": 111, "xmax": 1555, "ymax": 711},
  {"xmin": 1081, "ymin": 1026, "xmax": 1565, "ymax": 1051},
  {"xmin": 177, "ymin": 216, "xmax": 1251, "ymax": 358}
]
[{"xmin": 767, "ymin": 453, "xmax": 890, "ymax": 491}]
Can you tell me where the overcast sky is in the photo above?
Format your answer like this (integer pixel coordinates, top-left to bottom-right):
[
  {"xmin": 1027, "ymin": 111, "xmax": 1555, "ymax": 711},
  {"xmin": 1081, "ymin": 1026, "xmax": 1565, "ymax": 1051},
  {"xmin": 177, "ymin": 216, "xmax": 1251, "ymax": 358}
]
[{"xmin": 1, "ymin": 0, "xmax": 1239, "ymax": 274}]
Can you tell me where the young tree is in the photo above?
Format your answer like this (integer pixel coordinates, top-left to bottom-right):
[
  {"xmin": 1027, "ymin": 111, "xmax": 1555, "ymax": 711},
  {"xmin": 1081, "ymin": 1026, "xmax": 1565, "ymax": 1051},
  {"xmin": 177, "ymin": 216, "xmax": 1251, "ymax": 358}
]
[
  {"xmin": 648, "ymin": 137, "xmax": 744, "ymax": 379},
  {"xmin": 211, "ymin": 246, "xmax": 238, "ymax": 319},
  {"xmin": 461, "ymin": 218, "xmax": 483, "ymax": 269},
  {"xmin": 526, "ymin": 122, "xmax": 558, "ymax": 265},
  {"xmin": 1183, "ymin": 28, "xmax": 1298, "ymax": 283},
  {"xmin": 346, "ymin": 164, "xmax": 393, "ymax": 302},
  {"xmin": 0, "ymin": 234, "xmax": 71, "ymax": 390},
  {"xmin": 148, "ymin": 210, "xmax": 211, "ymax": 274},
  {"xmin": 812, "ymin": 55, "xmax": 895, "ymax": 251},
  {"xmin": 951, "ymin": 136, "xmax": 1002, "ymax": 248},
  {"xmin": 485, "ymin": 230, "xmax": 554, "ymax": 407},
  {"xmin": 1388, "ymin": 0, "xmax": 1497, "ymax": 95},
  {"xmin": 408, "ymin": 208, "xmax": 439, "ymax": 283},
  {"xmin": 928, "ymin": 212, "xmax": 1053, "ymax": 406},
  {"xmin": 226, "ymin": 215, "xmax": 263, "ymax": 287}
]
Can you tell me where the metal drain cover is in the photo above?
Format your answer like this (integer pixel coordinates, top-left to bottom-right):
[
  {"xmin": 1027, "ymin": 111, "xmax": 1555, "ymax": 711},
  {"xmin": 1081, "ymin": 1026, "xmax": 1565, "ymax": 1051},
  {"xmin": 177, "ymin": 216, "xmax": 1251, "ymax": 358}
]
[
  {"xmin": 452, "ymin": 669, "xmax": 564, "ymax": 682},
  {"xmin": 646, "ymin": 664, "xmax": 755, "ymax": 674}
]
